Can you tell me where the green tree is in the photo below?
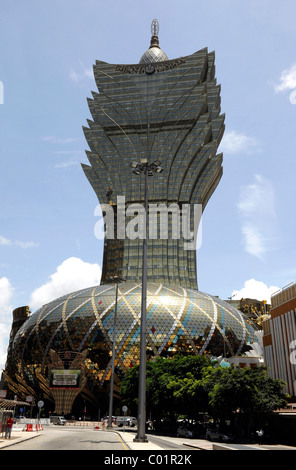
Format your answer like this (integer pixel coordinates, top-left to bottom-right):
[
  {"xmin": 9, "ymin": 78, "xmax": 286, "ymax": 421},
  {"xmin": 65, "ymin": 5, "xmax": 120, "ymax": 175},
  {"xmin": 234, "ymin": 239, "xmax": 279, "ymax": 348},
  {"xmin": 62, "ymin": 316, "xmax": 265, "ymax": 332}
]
[
  {"xmin": 120, "ymin": 356, "xmax": 288, "ymax": 438},
  {"xmin": 120, "ymin": 355, "xmax": 212, "ymax": 425},
  {"xmin": 202, "ymin": 365, "xmax": 288, "ymax": 437}
]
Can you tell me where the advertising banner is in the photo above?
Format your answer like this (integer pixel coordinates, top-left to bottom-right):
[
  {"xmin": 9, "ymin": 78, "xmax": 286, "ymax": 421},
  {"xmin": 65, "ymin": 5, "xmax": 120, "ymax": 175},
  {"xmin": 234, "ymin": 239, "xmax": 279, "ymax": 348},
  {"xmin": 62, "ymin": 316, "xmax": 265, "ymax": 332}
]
[{"xmin": 50, "ymin": 369, "xmax": 81, "ymax": 389}]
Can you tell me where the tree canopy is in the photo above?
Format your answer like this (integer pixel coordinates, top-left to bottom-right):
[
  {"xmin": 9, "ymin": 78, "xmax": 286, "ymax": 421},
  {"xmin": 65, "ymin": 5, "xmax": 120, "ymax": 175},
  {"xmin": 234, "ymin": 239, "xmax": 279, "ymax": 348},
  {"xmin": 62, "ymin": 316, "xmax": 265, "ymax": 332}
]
[{"xmin": 120, "ymin": 355, "xmax": 288, "ymax": 436}]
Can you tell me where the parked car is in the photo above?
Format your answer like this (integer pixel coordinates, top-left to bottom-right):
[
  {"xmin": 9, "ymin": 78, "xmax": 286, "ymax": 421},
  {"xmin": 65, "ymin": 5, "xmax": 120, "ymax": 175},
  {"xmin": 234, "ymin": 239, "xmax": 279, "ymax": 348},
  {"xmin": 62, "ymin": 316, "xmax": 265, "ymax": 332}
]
[
  {"xmin": 206, "ymin": 427, "xmax": 232, "ymax": 442},
  {"xmin": 177, "ymin": 425, "xmax": 193, "ymax": 438}
]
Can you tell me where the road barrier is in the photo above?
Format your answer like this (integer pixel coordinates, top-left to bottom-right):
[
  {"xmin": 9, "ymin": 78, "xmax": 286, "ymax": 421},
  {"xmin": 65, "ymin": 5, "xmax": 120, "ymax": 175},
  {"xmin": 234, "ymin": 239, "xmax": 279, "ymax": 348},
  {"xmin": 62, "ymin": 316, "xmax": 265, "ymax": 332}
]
[{"xmin": 26, "ymin": 423, "xmax": 43, "ymax": 431}]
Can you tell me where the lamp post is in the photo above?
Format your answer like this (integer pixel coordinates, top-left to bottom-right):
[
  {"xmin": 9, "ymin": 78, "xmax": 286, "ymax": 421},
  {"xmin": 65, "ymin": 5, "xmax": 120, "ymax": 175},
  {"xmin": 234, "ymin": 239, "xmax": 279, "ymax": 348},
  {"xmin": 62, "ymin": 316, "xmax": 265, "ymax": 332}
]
[
  {"xmin": 130, "ymin": 159, "xmax": 163, "ymax": 443},
  {"xmin": 107, "ymin": 275, "xmax": 125, "ymax": 430}
]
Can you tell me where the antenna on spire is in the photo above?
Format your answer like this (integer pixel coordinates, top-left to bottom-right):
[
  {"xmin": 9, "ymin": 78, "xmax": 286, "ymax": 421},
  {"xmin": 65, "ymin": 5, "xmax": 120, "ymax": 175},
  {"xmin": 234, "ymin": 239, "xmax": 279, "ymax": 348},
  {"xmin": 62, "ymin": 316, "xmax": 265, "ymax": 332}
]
[
  {"xmin": 151, "ymin": 18, "xmax": 159, "ymax": 37},
  {"xmin": 149, "ymin": 19, "xmax": 160, "ymax": 49}
]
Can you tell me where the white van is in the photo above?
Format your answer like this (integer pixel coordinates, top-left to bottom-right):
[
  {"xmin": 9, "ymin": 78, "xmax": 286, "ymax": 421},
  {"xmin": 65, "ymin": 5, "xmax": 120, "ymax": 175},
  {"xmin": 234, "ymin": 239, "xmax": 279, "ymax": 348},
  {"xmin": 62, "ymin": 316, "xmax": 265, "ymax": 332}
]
[
  {"xmin": 50, "ymin": 416, "xmax": 66, "ymax": 425},
  {"xmin": 116, "ymin": 416, "xmax": 137, "ymax": 427}
]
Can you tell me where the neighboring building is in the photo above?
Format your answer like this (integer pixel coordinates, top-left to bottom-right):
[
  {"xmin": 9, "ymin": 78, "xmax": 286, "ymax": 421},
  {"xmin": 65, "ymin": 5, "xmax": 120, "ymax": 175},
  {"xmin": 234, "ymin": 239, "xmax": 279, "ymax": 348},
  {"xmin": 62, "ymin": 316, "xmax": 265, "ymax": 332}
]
[
  {"xmin": 4, "ymin": 306, "xmax": 30, "ymax": 379},
  {"xmin": 263, "ymin": 282, "xmax": 296, "ymax": 399},
  {"xmin": 4, "ymin": 20, "xmax": 258, "ymax": 416},
  {"xmin": 226, "ymin": 330, "xmax": 264, "ymax": 368},
  {"xmin": 226, "ymin": 298, "xmax": 270, "ymax": 327},
  {"xmin": 227, "ymin": 356, "xmax": 262, "ymax": 368}
]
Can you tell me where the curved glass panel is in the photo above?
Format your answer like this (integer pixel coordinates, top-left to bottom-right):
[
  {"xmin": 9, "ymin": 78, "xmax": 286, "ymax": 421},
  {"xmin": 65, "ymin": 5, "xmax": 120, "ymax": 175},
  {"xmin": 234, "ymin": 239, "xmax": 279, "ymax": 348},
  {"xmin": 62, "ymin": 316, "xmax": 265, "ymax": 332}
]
[
  {"xmin": 12, "ymin": 282, "xmax": 258, "ymax": 389},
  {"xmin": 139, "ymin": 47, "xmax": 168, "ymax": 64}
]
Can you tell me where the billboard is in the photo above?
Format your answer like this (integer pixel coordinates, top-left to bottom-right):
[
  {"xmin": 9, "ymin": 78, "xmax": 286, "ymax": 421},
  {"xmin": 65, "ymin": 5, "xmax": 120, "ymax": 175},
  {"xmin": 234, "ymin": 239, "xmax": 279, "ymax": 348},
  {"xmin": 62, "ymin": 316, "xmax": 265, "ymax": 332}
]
[{"xmin": 50, "ymin": 369, "xmax": 81, "ymax": 390}]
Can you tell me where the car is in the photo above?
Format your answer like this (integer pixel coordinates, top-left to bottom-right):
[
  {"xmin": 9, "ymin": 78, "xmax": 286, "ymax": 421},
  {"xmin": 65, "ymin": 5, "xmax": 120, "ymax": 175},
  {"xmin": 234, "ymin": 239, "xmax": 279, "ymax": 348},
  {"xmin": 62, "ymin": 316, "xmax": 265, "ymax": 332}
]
[
  {"xmin": 205, "ymin": 427, "xmax": 232, "ymax": 442},
  {"xmin": 177, "ymin": 425, "xmax": 193, "ymax": 438}
]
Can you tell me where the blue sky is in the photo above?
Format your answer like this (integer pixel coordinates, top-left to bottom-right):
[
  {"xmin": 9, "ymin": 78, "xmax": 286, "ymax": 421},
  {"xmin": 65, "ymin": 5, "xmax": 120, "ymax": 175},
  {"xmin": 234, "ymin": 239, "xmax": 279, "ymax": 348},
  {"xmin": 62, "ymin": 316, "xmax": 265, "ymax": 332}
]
[{"xmin": 1, "ymin": 0, "xmax": 296, "ymax": 368}]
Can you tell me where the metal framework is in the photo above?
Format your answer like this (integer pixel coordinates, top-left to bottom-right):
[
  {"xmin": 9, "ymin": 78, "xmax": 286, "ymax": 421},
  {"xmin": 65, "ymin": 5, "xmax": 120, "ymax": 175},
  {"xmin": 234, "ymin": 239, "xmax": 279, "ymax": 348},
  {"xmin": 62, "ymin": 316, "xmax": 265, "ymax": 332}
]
[
  {"xmin": 82, "ymin": 25, "xmax": 224, "ymax": 289},
  {"xmin": 2, "ymin": 21, "xmax": 261, "ymax": 421}
]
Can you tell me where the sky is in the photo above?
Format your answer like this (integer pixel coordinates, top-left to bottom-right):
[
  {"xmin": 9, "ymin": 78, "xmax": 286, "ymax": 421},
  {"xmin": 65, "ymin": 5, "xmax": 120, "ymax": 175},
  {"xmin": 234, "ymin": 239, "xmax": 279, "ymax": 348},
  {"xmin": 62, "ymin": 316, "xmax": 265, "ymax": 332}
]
[{"xmin": 1, "ymin": 0, "xmax": 296, "ymax": 369}]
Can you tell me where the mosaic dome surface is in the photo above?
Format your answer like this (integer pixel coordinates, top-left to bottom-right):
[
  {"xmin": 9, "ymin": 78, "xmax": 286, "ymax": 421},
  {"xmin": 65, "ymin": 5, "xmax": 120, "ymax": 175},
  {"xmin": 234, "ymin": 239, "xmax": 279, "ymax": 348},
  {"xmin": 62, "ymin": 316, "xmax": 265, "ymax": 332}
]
[
  {"xmin": 12, "ymin": 282, "xmax": 258, "ymax": 388},
  {"xmin": 139, "ymin": 46, "xmax": 168, "ymax": 64}
]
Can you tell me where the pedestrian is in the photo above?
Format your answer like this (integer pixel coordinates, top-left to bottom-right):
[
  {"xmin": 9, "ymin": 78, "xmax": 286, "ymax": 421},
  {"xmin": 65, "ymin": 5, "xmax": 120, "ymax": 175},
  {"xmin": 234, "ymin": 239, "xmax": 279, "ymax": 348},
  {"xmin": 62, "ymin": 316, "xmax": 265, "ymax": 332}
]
[
  {"xmin": 256, "ymin": 428, "xmax": 264, "ymax": 445},
  {"xmin": 5, "ymin": 415, "xmax": 14, "ymax": 439}
]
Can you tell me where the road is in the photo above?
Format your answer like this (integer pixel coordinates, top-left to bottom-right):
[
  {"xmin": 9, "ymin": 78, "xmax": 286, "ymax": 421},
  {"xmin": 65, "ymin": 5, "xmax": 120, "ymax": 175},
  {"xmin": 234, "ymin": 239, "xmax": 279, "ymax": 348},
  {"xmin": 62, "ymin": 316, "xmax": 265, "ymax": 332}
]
[
  {"xmin": 2, "ymin": 427, "xmax": 295, "ymax": 452},
  {"xmin": 2, "ymin": 426, "xmax": 129, "ymax": 451},
  {"xmin": 1, "ymin": 426, "xmax": 201, "ymax": 451}
]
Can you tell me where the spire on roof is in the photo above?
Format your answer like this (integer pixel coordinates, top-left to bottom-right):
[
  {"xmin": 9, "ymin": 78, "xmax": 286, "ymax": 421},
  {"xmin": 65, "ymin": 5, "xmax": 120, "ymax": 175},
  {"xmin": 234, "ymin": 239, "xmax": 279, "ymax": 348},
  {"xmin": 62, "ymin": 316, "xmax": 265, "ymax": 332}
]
[{"xmin": 139, "ymin": 19, "xmax": 168, "ymax": 64}]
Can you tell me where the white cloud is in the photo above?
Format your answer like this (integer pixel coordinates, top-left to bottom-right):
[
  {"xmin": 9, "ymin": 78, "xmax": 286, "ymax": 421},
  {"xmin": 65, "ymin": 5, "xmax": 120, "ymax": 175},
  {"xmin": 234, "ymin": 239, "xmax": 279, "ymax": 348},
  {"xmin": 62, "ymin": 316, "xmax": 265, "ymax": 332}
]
[
  {"xmin": 0, "ymin": 235, "xmax": 39, "ymax": 249},
  {"xmin": 240, "ymin": 225, "xmax": 265, "ymax": 259},
  {"xmin": 42, "ymin": 139, "xmax": 85, "ymax": 169},
  {"xmin": 0, "ymin": 277, "xmax": 14, "ymax": 370},
  {"xmin": 220, "ymin": 130, "xmax": 258, "ymax": 155},
  {"xmin": 232, "ymin": 279, "xmax": 279, "ymax": 303},
  {"xmin": 237, "ymin": 174, "xmax": 278, "ymax": 260},
  {"xmin": 274, "ymin": 64, "xmax": 296, "ymax": 93},
  {"xmin": 15, "ymin": 241, "xmax": 39, "ymax": 249},
  {"xmin": 51, "ymin": 150, "xmax": 86, "ymax": 169},
  {"xmin": 69, "ymin": 64, "xmax": 93, "ymax": 84},
  {"xmin": 53, "ymin": 160, "xmax": 80, "ymax": 169},
  {"xmin": 29, "ymin": 257, "xmax": 101, "ymax": 311},
  {"xmin": 53, "ymin": 150, "xmax": 83, "ymax": 155},
  {"xmin": 0, "ymin": 236, "xmax": 11, "ymax": 246},
  {"xmin": 41, "ymin": 136, "xmax": 80, "ymax": 144}
]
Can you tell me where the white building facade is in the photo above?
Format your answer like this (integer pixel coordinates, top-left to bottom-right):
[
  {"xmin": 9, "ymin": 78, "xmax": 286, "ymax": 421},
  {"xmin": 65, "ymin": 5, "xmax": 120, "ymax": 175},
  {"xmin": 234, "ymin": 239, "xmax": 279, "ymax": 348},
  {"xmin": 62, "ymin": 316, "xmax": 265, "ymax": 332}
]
[{"xmin": 263, "ymin": 282, "xmax": 296, "ymax": 398}]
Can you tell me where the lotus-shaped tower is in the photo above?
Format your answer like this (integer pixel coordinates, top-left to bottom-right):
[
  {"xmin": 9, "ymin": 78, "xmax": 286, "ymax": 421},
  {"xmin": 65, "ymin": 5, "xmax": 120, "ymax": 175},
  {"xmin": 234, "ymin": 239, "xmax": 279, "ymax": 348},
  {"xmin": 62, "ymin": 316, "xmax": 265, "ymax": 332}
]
[{"xmin": 7, "ymin": 20, "xmax": 258, "ymax": 415}]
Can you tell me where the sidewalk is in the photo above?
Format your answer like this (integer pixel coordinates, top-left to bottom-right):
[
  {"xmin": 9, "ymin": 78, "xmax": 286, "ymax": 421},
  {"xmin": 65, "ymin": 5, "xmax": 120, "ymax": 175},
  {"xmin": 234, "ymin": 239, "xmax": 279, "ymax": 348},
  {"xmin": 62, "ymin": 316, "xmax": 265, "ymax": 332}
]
[
  {"xmin": 115, "ymin": 429, "xmax": 213, "ymax": 451},
  {"xmin": 0, "ymin": 430, "xmax": 42, "ymax": 449},
  {"xmin": 114, "ymin": 429, "xmax": 296, "ymax": 451},
  {"xmin": 115, "ymin": 430, "xmax": 164, "ymax": 451}
]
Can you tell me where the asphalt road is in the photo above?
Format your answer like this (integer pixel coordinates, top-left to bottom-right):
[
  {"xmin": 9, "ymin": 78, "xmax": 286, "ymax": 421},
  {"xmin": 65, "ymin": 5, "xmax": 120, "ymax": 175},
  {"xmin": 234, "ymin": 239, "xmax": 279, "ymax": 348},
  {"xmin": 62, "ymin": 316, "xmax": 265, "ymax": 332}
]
[{"xmin": 2, "ymin": 427, "xmax": 129, "ymax": 451}]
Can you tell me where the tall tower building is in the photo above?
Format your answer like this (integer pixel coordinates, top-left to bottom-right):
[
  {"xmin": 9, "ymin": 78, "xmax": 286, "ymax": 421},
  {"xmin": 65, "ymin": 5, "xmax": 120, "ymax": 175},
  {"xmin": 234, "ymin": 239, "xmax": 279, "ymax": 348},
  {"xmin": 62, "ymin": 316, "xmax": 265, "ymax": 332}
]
[
  {"xmin": 82, "ymin": 19, "xmax": 224, "ymax": 289},
  {"xmin": 7, "ymin": 21, "xmax": 258, "ymax": 415}
]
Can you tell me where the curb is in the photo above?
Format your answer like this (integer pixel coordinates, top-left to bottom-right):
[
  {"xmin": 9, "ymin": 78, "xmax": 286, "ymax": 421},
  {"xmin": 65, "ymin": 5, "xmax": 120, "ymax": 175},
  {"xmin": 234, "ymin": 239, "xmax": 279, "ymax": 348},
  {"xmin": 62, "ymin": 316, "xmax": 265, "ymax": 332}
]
[{"xmin": 0, "ymin": 432, "xmax": 42, "ymax": 450}]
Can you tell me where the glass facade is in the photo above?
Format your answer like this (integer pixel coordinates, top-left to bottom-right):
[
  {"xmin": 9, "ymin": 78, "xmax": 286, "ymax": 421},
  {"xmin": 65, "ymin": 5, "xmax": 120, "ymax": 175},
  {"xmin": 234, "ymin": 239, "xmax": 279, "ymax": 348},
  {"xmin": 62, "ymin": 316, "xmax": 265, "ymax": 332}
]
[
  {"xmin": 5, "ymin": 23, "xmax": 258, "ymax": 413},
  {"xmin": 11, "ymin": 283, "xmax": 258, "ymax": 392},
  {"xmin": 82, "ymin": 38, "xmax": 224, "ymax": 289}
]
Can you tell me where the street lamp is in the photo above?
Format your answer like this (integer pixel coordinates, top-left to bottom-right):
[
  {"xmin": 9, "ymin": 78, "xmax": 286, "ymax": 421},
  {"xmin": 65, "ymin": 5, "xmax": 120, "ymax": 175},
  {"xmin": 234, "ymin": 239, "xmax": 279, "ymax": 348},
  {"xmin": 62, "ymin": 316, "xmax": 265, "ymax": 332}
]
[
  {"xmin": 130, "ymin": 159, "xmax": 163, "ymax": 443},
  {"xmin": 107, "ymin": 275, "xmax": 125, "ymax": 430}
]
